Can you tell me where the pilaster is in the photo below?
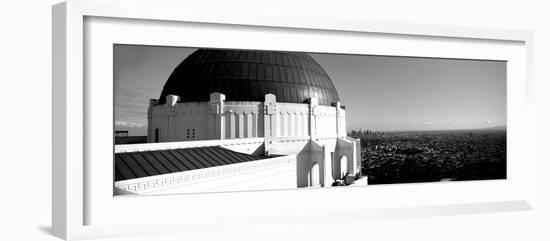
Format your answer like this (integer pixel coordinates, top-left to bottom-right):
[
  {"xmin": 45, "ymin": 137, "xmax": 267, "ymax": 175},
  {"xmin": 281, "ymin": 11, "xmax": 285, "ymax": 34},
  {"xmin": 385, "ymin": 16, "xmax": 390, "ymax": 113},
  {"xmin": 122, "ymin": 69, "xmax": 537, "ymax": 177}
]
[
  {"xmin": 208, "ymin": 92, "xmax": 225, "ymax": 139},
  {"xmin": 263, "ymin": 94, "xmax": 277, "ymax": 155}
]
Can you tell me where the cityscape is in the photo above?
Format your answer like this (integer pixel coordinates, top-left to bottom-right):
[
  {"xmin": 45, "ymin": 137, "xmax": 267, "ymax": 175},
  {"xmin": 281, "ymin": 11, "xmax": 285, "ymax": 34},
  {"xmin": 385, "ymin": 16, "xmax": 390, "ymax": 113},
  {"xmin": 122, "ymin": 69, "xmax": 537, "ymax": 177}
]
[{"xmin": 350, "ymin": 127, "xmax": 506, "ymax": 184}]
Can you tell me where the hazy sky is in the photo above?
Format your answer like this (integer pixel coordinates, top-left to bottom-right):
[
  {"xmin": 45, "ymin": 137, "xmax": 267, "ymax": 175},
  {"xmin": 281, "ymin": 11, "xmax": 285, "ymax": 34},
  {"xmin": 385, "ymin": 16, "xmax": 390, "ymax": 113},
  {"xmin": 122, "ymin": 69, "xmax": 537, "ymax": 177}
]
[{"xmin": 114, "ymin": 45, "xmax": 506, "ymax": 136}]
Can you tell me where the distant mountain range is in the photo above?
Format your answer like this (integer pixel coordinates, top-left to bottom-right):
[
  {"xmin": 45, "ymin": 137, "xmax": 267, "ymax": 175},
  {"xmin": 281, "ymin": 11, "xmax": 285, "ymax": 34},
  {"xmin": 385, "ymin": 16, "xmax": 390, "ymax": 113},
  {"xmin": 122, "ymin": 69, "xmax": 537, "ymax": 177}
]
[
  {"xmin": 484, "ymin": 125, "xmax": 506, "ymax": 130},
  {"xmin": 359, "ymin": 125, "xmax": 508, "ymax": 133},
  {"xmin": 412, "ymin": 125, "xmax": 507, "ymax": 133}
]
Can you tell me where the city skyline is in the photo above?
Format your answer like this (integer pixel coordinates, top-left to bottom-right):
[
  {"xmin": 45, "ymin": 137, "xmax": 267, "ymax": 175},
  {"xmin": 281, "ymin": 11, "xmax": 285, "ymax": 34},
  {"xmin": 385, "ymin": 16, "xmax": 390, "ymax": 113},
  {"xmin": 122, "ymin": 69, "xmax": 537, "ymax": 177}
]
[{"xmin": 114, "ymin": 45, "xmax": 506, "ymax": 136}]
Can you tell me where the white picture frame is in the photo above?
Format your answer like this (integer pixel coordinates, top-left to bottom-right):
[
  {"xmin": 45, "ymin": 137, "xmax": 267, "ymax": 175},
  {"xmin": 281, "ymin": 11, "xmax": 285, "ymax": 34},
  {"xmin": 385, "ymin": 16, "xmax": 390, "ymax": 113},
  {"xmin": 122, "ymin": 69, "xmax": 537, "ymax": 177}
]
[{"xmin": 52, "ymin": 0, "xmax": 535, "ymax": 240}]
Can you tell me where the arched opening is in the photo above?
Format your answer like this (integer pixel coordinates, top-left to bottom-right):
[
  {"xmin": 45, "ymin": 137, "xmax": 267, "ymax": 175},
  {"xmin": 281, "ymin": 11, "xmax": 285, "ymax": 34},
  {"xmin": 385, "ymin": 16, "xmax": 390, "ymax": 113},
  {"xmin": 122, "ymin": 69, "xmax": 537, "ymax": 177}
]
[
  {"xmin": 340, "ymin": 156, "xmax": 348, "ymax": 178},
  {"xmin": 310, "ymin": 162, "xmax": 320, "ymax": 187}
]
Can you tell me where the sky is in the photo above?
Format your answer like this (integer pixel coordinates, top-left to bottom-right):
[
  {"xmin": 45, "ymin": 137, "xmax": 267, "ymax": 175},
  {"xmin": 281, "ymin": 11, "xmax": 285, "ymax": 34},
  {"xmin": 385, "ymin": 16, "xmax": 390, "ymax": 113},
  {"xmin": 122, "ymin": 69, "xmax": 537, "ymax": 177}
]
[{"xmin": 114, "ymin": 45, "xmax": 506, "ymax": 136}]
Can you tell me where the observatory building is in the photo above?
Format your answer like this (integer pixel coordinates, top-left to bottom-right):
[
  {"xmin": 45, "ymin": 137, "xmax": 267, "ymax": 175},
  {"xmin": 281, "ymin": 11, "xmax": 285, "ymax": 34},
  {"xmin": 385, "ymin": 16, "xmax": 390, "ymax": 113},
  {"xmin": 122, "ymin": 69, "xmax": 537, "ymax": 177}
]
[{"xmin": 114, "ymin": 49, "xmax": 366, "ymax": 195}]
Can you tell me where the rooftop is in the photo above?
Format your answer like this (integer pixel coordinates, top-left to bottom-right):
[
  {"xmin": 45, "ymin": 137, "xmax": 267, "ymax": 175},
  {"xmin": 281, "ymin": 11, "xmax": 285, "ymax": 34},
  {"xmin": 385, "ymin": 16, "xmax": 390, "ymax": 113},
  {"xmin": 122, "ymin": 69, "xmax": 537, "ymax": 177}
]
[{"xmin": 115, "ymin": 146, "xmax": 267, "ymax": 181}]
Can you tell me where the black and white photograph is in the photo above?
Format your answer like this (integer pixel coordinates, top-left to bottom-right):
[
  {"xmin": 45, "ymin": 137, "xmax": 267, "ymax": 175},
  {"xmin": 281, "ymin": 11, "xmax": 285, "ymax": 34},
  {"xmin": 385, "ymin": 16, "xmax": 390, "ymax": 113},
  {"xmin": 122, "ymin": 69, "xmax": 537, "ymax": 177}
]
[
  {"xmin": 113, "ymin": 45, "xmax": 506, "ymax": 195},
  {"xmin": 6, "ymin": 1, "xmax": 550, "ymax": 240}
]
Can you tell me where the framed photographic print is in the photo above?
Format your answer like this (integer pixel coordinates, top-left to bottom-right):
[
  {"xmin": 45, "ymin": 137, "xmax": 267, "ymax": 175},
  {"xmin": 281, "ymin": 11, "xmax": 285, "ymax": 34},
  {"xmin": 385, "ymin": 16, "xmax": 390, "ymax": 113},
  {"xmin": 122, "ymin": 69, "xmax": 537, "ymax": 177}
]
[{"xmin": 52, "ymin": 0, "xmax": 535, "ymax": 240}]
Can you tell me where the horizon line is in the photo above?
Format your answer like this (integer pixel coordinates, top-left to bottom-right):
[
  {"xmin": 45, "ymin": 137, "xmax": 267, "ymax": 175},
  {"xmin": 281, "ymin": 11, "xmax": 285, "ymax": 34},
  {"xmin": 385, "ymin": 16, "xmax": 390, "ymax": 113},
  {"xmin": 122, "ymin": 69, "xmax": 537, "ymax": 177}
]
[{"xmin": 347, "ymin": 125, "xmax": 507, "ymax": 133}]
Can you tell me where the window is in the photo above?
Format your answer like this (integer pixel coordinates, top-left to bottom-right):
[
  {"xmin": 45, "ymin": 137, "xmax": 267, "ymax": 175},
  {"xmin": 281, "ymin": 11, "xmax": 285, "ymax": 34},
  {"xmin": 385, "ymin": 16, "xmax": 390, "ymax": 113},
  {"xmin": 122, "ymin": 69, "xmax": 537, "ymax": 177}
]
[
  {"xmin": 154, "ymin": 128, "xmax": 159, "ymax": 143},
  {"xmin": 187, "ymin": 128, "xmax": 197, "ymax": 139}
]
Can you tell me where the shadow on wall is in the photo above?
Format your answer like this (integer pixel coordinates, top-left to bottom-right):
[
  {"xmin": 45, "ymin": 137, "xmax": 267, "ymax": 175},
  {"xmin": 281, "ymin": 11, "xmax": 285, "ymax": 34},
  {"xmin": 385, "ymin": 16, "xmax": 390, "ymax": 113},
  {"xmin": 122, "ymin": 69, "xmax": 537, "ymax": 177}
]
[{"xmin": 296, "ymin": 141, "xmax": 326, "ymax": 188}]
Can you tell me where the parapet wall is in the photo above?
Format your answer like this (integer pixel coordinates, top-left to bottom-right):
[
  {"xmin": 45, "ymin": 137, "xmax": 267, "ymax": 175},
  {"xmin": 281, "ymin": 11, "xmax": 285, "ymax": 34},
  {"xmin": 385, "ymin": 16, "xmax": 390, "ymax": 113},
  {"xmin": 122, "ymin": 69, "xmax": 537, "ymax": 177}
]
[{"xmin": 115, "ymin": 154, "xmax": 297, "ymax": 195}]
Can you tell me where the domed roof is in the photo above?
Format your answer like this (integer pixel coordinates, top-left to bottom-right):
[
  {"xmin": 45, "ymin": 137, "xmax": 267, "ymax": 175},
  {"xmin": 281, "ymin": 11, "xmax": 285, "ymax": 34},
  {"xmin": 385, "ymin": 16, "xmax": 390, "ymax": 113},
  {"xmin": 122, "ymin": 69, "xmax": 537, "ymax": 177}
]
[{"xmin": 159, "ymin": 49, "xmax": 340, "ymax": 106}]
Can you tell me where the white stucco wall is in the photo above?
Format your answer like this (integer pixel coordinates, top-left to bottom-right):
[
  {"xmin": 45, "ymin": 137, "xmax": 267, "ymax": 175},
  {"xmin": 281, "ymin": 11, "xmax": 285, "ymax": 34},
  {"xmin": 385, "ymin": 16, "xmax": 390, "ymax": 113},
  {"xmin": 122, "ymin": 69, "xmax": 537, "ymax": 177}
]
[
  {"xmin": 148, "ymin": 102, "xmax": 210, "ymax": 142},
  {"xmin": 266, "ymin": 137, "xmax": 359, "ymax": 188},
  {"xmin": 147, "ymin": 93, "xmax": 347, "ymax": 144},
  {"xmin": 115, "ymin": 154, "xmax": 297, "ymax": 195}
]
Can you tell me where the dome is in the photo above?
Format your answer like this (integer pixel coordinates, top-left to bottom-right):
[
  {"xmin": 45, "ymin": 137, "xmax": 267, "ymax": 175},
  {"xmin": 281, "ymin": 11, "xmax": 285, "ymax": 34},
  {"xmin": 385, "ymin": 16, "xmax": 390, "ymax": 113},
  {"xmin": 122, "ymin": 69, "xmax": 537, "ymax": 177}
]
[{"xmin": 159, "ymin": 49, "xmax": 340, "ymax": 106}]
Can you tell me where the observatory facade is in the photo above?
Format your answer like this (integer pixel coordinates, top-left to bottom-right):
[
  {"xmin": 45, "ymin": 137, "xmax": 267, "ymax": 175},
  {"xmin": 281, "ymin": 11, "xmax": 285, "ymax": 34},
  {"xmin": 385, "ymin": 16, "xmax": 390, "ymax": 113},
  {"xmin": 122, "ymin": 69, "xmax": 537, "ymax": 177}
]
[{"xmin": 114, "ymin": 49, "xmax": 366, "ymax": 195}]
